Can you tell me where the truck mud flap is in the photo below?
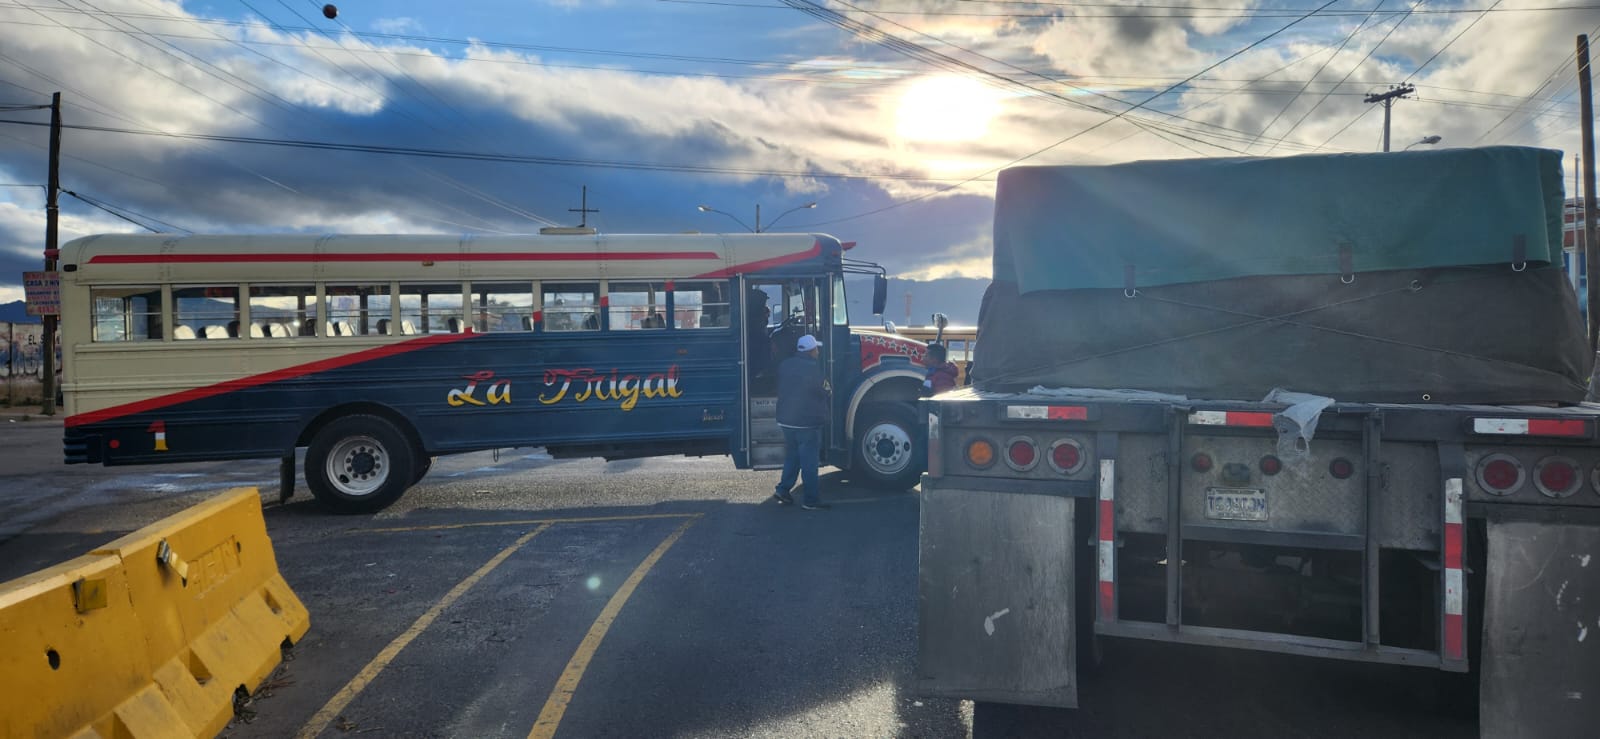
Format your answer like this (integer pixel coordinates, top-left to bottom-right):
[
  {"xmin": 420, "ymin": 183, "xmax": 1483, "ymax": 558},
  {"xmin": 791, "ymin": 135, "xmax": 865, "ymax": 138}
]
[
  {"xmin": 1480, "ymin": 509, "xmax": 1600, "ymax": 739},
  {"xmin": 916, "ymin": 480, "xmax": 1078, "ymax": 708}
]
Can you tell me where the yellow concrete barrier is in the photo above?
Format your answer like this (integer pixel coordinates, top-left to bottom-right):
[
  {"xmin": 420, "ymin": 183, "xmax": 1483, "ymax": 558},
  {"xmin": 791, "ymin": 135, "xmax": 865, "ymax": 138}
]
[{"xmin": 0, "ymin": 488, "xmax": 310, "ymax": 738}]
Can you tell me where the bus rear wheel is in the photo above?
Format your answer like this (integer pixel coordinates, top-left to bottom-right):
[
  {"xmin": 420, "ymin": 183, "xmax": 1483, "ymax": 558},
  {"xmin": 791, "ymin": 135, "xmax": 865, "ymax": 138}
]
[
  {"xmin": 853, "ymin": 401, "xmax": 924, "ymax": 490},
  {"xmin": 306, "ymin": 414, "xmax": 415, "ymax": 514}
]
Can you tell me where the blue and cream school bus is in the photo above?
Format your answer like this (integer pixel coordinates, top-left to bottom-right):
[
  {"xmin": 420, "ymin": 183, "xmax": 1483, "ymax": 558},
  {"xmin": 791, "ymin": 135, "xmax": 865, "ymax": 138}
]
[{"xmin": 58, "ymin": 232, "xmax": 937, "ymax": 512}]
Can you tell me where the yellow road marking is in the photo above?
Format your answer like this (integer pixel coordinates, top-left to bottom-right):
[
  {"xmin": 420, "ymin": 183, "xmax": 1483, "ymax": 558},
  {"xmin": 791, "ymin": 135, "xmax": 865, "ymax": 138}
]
[
  {"xmin": 355, "ymin": 512, "xmax": 699, "ymax": 534},
  {"xmin": 295, "ymin": 523, "xmax": 553, "ymax": 739},
  {"xmin": 528, "ymin": 515, "xmax": 700, "ymax": 739}
]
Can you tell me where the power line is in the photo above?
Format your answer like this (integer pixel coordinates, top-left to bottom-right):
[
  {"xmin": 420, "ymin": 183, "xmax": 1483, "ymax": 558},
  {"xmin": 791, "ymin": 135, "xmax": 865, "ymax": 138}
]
[
  {"xmin": 61, "ymin": 189, "xmax": 190, "ymax": 232},
  {"xmin": 1309, "ymin": 4, "xmax": 1426, "ymax": 151},
  {"xmin": 792, "ymin": 0, "xmax": 1344, "ymax": 228},
  {"xmin": 662, "ymin": 0, "xmax": 1600, "ymax": 19},
  {"xmin": 1254, "ymin": 0, "xmax": 1390, "ymax": 152},
  {"xmin": 0, "ymin": 117, "xmax": 983, "ymax": 182}
]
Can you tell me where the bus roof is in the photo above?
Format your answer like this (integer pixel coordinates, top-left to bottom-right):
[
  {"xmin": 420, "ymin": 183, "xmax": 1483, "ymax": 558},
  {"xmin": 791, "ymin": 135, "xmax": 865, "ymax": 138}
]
[{"xmin": 60, "ymin": 232, "xmax": 846, "ymax": 284}]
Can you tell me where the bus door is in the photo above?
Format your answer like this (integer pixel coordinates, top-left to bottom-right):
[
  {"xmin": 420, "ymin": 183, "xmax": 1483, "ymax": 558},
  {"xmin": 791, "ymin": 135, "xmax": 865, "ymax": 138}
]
[{"xmin": 741, "ymin": 277, "xmax": 828, "ymax": 470}]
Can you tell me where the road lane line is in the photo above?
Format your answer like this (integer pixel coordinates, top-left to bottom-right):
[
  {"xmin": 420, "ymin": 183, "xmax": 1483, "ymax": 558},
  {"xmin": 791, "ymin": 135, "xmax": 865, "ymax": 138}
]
[
  {"xmin": 355, "ymin": 512, "xmax": 699, "ymax": 534},
  {"xmin": 295, "ymin": 523, "xmax": 553, "ymax": 739},
  {"xmin": 527, "ymin": 515, "xmax": 700, "ymax": 739}
]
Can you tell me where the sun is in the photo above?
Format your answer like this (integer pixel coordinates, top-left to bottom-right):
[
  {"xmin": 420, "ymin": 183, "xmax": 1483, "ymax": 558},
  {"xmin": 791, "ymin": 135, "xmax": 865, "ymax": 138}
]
[{"xmin": 895, "ymin": 75, "xmax": 1004, "ymax": 143}]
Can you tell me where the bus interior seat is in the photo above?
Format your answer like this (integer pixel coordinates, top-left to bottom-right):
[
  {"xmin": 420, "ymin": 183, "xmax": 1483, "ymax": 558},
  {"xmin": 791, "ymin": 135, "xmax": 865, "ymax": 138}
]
[
  {"xmin": 521, "ymin": 315, "xmax": 534, "ymax": 331},
  {"xmin": 269, "ymin": 323, "xmax": 291, "ymax": 338},
  {"xmin": 377, "ymin": 318, "xmax": 390, "ymax": 335},
  {"xmin": 226, "ymin": 320, "xmax": 241, "ymax": 338},
  {"xmin": 642, "ymin": 312, "xmax": 665, "ymax": 329},
  {"xmin": 174, "ymin": 325, "xmax": 197, "ymax": 340},
  {"xmin": 401, "ymin": 320, "xmax": 418, "ymax": 335},
  {"xmin": 581, "ymin": 313, "xmax": 599, "ymax": 330},
  {"xmin": 203, "ymin": 325, "xmax": 228, "ymax": 339},
  {"xmin": 447, "ymin": 317, "xmax": 462, "ymax": 333},
  {"xmin": 249, "ymin": 323, "xmax": 265, "ymax": 338},
  {"xmin": 337, "ymin": 321, "xmax": 356, "ymax": 336},
  {"xmin": 300, "ymin": 322, "xmax": 317, "ymax": 336}
]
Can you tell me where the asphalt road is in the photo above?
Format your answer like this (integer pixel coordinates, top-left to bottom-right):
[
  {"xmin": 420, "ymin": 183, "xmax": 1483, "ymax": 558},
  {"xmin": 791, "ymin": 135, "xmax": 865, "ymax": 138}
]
[{"xmin": 0, "ymin": 414, "xmax": 1477, "ymax": 738}]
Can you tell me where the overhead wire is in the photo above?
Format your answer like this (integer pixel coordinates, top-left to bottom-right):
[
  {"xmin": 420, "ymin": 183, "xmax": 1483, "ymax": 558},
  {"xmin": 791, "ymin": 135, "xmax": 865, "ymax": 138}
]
[
  {"xmin": 787, "ymin": 0, "xmax": 1345, "ymax": 228},
  {"xmin": 61, "ymin": 188, "xmax": 191, "ymax": 232},
  {"xmin": 1254, "ymin": 0, "xmax": 1388, "ymax": 152}
]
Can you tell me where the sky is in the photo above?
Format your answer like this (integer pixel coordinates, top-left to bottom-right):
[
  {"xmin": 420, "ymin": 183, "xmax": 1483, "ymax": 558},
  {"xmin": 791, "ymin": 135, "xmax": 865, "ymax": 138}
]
[{"xmin": 1, "ymin": 0, "xmax": 1598, "ymax": 304}]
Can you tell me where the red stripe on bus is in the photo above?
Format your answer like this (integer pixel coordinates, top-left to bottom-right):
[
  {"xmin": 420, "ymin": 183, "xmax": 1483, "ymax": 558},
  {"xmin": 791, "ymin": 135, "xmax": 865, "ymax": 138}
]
[
  {"xmin": 1443, "ymin": 613, "xmax": 1465, "ymax": 660},
  {"xmin": 1443, "ymin": 522, "xmax": 1464, "ymax": 570},
  {"xmin": 1049, "ymin": 406, "xmax": 1089, "ymax": 420},
  {"xmin": 86, "ymin": 251, "xmax": 722, "ymax": 264},
  {"xmin": 1528, "ymin": 419, "xmax": 1587, "ymax": 437},
  {"xmin": 64, "ymin": 332, "xmax": 474, "ymax": 428},
  {"xmin": 691, "ymin": 240, "xmax": 823, "ymax": 278},
  {"xmin": 1099, "ymin": 581, "xmax": 1115, "ymax": 621}
]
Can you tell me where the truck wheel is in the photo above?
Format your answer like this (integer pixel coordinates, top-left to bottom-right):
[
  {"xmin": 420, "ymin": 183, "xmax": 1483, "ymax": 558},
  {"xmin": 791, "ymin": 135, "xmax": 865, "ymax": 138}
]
[
  {"xmin": 305, "ymin": 415, "xmax": 415, "ymax": 514},
  {"xmin": 853, "ymin": 402, "xmax": 924, "ymax": 490}
]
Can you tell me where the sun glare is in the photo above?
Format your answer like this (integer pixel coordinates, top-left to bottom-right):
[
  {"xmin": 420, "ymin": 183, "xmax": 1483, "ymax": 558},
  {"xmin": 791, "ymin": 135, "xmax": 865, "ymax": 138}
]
[{"xmin": 895, "ymin": 75, "xmax": 1003, "ymax": 142}]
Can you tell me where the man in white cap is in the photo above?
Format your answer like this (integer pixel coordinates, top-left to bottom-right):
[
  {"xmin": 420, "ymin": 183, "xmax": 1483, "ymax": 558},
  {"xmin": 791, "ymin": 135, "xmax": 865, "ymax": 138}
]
[{"xmin": 773, "ymin": 333, "xmax": 830, "ymax": 510}]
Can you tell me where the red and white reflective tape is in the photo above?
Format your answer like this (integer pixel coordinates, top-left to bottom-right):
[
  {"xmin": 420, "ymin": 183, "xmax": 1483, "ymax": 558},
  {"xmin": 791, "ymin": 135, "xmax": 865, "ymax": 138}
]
[
  {"xmin": 1471, "ymin": 418, "xmax": 1588, "ymax": 437},
  {"xmin": 1188, "ymin": 410, "xmax": 1274, "ymax": 428},
  {"xmin": 1442, "ymin": 477, "xmax": 1466, "ymax": 663},
  {"xmin": 1097, "ymin": 458, "xmax": 1116, "ymax": 623},
  {"xmin": 1007, "ymin": 405, "xmax": 1089, "ymax": 421}
]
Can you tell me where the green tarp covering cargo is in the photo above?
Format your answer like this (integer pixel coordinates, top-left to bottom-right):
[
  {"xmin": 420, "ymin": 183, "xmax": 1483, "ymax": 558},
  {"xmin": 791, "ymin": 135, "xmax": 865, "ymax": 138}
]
[{"xmin": 976, "ymin": 146, "xmax": 1591, "ymax": 404}]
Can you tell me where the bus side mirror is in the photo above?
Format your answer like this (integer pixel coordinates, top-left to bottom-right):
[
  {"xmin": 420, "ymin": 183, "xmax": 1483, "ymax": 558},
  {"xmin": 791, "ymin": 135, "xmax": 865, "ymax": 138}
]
[{"xmin": 872, "ymin": 275, "xmax": 888, "ymax": 316}]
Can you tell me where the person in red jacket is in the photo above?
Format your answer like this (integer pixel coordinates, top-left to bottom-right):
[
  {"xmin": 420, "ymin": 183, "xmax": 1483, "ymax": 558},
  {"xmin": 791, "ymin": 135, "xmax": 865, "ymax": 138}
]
[{"xmin": 923, "ymin": 343, "xmax": 959, "ymax": 395}]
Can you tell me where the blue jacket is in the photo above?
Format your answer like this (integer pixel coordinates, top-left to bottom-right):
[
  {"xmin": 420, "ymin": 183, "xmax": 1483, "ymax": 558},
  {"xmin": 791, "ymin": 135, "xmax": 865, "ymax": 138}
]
[{"xmin": 776, "ymin": 353, "xmax": 829, "ymax": 428}]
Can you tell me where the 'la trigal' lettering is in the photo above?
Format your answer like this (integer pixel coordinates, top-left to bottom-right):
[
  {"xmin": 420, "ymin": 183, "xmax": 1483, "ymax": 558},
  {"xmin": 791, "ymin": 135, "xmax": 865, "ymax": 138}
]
[{"xmin": 538, "ymin": 366, "xmax": 682, "ymax": 411}]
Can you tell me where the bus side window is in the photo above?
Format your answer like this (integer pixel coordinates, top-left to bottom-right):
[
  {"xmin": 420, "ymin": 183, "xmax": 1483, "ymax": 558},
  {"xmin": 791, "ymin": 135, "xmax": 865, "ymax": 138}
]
[
  {"xmin": 90, "ymin": 286, "xmax": 163, "ymax": 342},
  {"xmin": 400, "ymin": 283, "xmax": 466, "ymax": 334},
  {"xmin": 543, "ymin": 282, "xmax": 599, "ymax": 332},
  {"xmin": 173, "ymin": 285, "xmax": 239, "ymax": 341},
  {"xmin": 609, "ymin": 281, "xmax": 667, "ymax": 331},
  {"xmin": 672, "ymin": 280, "xmax": 730, "ymax": 329},
  {"xmin": 471, "ymin": 282, "xmax": 535, "ymax": 332},
  {"xmin": 249, "ymin": 285, "xmax": 315, "ymax": 339},
  {"xmin": 326, "ymin": 284, "xmax": 391, "ymax": 336}
]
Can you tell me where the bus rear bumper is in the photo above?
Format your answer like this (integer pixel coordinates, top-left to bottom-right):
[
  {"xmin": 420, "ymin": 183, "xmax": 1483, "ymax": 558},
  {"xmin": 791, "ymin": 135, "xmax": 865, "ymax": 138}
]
[{"xmin": 63, "ymin": 426, "xmax": 100, "ymax": 464}]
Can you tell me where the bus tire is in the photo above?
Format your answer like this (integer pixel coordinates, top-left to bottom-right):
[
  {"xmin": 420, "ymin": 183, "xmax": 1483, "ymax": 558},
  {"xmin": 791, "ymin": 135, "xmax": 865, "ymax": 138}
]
[
  {"xmin": 305, "ymin": 414, "xmax": 415, "ymax": 514},
  {"xmin": 413, "ymin": 455, "xmax": 434, "ymax": 484},
  {"xmin": 853, "ymin": 401, "xmax": 924, "ymax": 490}
]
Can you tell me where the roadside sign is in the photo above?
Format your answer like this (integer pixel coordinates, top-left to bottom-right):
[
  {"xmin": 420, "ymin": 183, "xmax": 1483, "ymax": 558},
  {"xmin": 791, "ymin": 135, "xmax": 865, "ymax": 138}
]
[{"xmin": 23, "ymin": 271, "xmax": 59, "ymax": 316}]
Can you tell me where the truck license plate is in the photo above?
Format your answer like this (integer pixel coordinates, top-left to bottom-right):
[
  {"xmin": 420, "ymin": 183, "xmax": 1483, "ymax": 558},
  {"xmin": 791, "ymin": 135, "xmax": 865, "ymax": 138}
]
[{"xmin": 1205, "ymin": 488, "xmax": 1268, "ymax": 521}]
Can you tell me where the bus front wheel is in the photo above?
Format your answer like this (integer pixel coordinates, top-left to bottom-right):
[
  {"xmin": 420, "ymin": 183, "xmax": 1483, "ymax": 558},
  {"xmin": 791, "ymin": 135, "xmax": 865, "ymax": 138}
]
[
  {"xmin": 853, "ymin": 402, "xmax": 924, "ymax": 490},
  {"xmin": 306, "ymin": 414, "xmax": 415, "ymax": 514}
]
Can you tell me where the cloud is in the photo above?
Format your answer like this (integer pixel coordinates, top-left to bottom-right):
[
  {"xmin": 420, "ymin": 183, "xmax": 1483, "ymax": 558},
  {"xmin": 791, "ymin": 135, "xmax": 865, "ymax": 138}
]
[
  {"xmin": 0, "ymin": 0, "xmax": 1594, "ymax": 303},
  {"xmin": 370, "ymin": 17, "xmax": 422, "ymax": 35}
]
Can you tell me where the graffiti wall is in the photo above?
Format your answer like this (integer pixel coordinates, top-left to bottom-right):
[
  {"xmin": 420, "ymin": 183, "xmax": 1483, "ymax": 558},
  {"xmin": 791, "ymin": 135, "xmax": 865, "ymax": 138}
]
[{"xmin": 1, "ymin": 322, "xmax": 53, "ymax": 405}]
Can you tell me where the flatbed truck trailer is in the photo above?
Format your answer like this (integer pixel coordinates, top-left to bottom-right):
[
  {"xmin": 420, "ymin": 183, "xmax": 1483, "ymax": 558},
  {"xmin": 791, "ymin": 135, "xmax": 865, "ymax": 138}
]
[{"xmin": 915, "ymin": 148, "xmax": 1600, "ymax": 737}]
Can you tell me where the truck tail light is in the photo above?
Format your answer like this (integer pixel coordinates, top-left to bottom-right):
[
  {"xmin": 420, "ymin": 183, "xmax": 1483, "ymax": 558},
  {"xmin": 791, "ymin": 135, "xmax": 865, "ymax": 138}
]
[
  {"xmin": 1329, "ymin": 458, "xmax": 1355, "ymax": 480},
  {"xmin": 1476, "ymin": 453, "xmax": 1524, "ymax": 495},
  {"xmin": 1048, "ymin": 438, "xmax": 1086, "ymax": 475},
  {"xmin": 965, "ymin": 438, "xmax": 996, "ymax": 469},
  {"xmin": 1191, "ymin": 452, "xmax": 1213, "ymax": 473},
  {"xmin": 1259, "ymin": 455, "xmax": 1283, "ymax": 476},
  {"xmin": 1534, "ymin": 456, "xmax": 1581, "ymax": 498},
  {"xmin": 1005, "ymin": 436, "xmax": 1039, "ymax": 472}
]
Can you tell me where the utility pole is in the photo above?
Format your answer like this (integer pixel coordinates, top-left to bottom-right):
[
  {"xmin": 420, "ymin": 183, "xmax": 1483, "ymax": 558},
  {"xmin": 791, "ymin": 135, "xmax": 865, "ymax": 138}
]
[
  {"xmin": 1363, "ymin": 84, "xmax": 1415, "ymax": 152},
  {"xmin": 41, "ymin": 92, "xmax": 61, "ymax": 416},
  {"xmin": 755, "ymin": 204, "xmax": 762, "ymax": 233},
  {"xmin": 1580, "ymin": 35, "xmax": 1599, "ymax": 351}
]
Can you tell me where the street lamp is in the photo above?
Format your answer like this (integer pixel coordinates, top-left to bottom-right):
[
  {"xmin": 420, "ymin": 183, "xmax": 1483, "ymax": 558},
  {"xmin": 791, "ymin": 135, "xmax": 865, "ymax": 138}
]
[
  {"xmin": 696, "ymin": 201, "xmax": 817, "ymax": 232},
  {"xmin": 1404, "ymin": 135, "xmax": 1442, "ymax": 150},
  {"xmin": 761, "ymin": 201, "xmax": 817, "ymax": 232}
]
